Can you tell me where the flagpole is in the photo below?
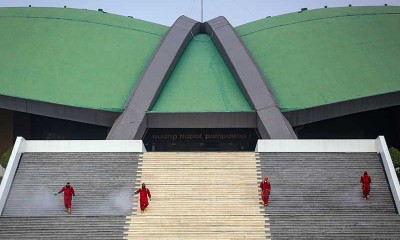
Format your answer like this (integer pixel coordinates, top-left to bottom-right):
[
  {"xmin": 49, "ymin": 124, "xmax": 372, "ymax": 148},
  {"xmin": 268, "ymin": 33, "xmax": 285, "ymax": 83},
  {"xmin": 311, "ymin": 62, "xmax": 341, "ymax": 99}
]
[{"xmin": 201, "ymin": 0, "xmax": 203, "ymax": 22}]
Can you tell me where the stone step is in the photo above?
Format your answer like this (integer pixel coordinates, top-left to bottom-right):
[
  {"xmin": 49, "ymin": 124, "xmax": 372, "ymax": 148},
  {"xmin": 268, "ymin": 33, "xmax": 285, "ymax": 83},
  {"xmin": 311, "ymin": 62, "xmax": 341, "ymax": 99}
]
[{"xmin": 0, "ymin": 216, "xmax": 127, "ymax": 239}]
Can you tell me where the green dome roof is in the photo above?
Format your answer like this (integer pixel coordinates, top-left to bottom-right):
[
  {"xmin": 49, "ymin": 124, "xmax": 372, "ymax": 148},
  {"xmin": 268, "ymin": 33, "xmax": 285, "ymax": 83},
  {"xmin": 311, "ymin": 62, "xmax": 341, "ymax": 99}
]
[
  {"xmin": 236, "ymin": 6, "xmax": 400, "ymax": 112},
  {"xmin": 0, "ymin": 6, "xmax": 399, "ymax": 114},
  {"xmin": 151, "ymin": 34, "xmax": 253, "ymax": 113},
  {"xmin": 0, "ymin": 7, "xmax": 168, "ymax": 112}
]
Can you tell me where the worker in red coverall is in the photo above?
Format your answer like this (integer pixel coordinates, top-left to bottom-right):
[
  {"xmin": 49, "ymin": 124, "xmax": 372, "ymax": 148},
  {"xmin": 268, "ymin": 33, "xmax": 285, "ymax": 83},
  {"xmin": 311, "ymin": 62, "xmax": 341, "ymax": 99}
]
[
  {"xmin": 134, "ymin": 183, "xmax": 151, "ymax": 213},
  {"xmin": 360, "ymin": 171, "xmax": 372, "ymax": 200},
  {"xmin": 54, "ymin": 182, "xmax": 76, "ymax": 214},
  {"xmin": 260, "ymin": 176, "xmax": 271, "ymax": 206}
]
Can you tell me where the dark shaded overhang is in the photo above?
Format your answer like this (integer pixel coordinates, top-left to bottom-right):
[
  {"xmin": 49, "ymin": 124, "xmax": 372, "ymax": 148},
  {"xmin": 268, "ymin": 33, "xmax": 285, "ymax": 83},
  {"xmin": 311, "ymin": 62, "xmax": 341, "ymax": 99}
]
[
  {"xmin": 147, "ymin": 112, "xmax": 256, "ymax": 128},
  {"xmin": 0, "ymin": 94, "xmax": 118, "ymax": 127},
  {"xmin": 284, "ymin": 91, "xmax": 400, "ymax": 127}
]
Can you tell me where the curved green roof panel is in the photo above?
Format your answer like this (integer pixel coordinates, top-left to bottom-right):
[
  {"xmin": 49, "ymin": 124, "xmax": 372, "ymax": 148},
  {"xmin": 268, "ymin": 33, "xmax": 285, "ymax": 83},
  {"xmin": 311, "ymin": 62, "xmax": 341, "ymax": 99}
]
[
  {"xmin": 150, "ymin": 34, "xmax": 253, "ymax": 113},
  {"xmin": 0, "ymin": 7, "xmax": 168, "ymax": 112},
  {"xmin": 236, "ymin": 6, "xmax": 400, "ymax": 112}
]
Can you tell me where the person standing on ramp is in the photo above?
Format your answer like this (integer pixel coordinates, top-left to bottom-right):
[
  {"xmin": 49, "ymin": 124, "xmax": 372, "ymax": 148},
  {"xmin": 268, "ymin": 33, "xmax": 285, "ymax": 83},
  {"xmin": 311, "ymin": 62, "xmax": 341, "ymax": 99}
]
[
  {"xmin": 54, "ymin": 182, "xmax": 76, "ymax": 214},
  {"xmin": 260, "ymin": 176, "xmax": 271, "ymax": 206},
  {"xmin": 134, "ymin": 183, "xmax": 151, "ymax": 213}
]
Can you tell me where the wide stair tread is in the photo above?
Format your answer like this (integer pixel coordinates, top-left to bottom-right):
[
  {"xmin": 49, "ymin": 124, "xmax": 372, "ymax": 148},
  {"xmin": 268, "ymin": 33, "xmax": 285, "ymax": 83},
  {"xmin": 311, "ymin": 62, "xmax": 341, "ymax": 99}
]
[
  {"xmin": 125, "ymin": 152, "xmax": 269, "ymax": 239},
  {"xmin": 0, "ymin": 216, "xmax": 127, "ymax": 239}
]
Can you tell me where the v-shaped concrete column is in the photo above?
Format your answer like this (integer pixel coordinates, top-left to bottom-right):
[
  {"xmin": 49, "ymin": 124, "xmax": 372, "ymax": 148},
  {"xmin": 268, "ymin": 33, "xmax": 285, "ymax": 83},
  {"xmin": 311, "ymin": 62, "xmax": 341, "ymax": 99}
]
[
  {"xmin": 204, "ymin": 17, "xmax": 297, "ymax": 139},
  {"xmin": 108, "ymin": 15, "xmax": 296, "ymax": 140},
  {"xmin": 107, "ymin": 16, "xmax": 201, "ymax": 140}
]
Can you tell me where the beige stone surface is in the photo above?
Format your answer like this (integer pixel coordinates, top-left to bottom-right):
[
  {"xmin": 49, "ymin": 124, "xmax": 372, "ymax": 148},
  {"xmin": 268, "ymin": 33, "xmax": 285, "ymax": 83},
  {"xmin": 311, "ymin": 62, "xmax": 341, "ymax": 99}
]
[{"xmin": 124, "ymin": 152, "xmax": 270, "ymax": 239}]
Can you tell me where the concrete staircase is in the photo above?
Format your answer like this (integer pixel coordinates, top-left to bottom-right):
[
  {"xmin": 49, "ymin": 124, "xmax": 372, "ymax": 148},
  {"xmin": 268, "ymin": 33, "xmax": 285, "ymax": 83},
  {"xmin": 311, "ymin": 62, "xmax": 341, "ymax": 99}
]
[
  {"xmin": 258, "ymin": 152, "xmax": 400, "ymax": 239},
  {"xmin": 2, "ymin": 150, "xmax": 399, "ymax": 239},
  {"xmin": 124, "ymin": 152, "xmax": 270, "ymax": 239},
  {"xmin": 0, "ymin": 152, "xmax": 141, "ymax": 239},
  {"xmin": 2, "ymin": 152, "xmax": 139, "ymax": 216}
]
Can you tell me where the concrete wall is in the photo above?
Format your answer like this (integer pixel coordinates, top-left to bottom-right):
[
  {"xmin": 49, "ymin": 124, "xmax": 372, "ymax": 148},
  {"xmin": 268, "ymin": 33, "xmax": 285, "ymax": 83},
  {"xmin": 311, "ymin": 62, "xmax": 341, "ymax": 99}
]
[
  {"xmin": 0, "ymin": 137, "xmax": 26, "ymax": 215},
  {"xmin": 24, "ymin": 140, "xmax": 146, "ymax": 153},
  {"xmin": 376, "ymin": 136, "xmax": 400, "ymax": 214},
  {"xmin": 255, "ymin": 139, "xmax": 376, "ymax": 152}
]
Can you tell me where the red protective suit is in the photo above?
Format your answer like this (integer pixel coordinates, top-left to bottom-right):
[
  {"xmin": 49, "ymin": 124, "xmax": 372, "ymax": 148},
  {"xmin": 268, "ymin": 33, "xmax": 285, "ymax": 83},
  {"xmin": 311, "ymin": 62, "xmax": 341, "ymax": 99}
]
[
  {"xmin": 58, "ymin": 185, "xmax": 75, "ymax": 209},
  {"xmin": 260, "ymin": 176, "xmax": 271, "ymax": 206},
  {"xmin": 360, "ymin": 171, "xmax": 372, "ymax": 199},
  {"xmin": 135, "ymin": 187, "xmax": 151, "ymax": 212}
]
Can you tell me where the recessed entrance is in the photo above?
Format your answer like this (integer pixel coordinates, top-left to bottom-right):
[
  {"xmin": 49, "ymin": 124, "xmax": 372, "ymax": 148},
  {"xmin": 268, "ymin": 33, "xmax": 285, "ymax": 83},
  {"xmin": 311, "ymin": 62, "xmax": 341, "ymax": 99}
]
[{"xmin": 143, "ymin": 128, "xmax": 259, "ymax": 151}]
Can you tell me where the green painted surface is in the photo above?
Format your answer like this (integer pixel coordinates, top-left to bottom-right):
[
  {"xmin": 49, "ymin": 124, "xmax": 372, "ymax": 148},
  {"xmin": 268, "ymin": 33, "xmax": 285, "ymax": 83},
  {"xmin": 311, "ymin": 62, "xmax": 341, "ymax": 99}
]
[
  {"xmin": 151, "ymin": 34, "xmax": 253, "ymax": 113},
  {"xmin": 0, "ymin": 7, "xmax": 168, "ymax": 112},
  {"xmin": 236, "ymin": 6, "xmax": 400, "ymax": 112}
]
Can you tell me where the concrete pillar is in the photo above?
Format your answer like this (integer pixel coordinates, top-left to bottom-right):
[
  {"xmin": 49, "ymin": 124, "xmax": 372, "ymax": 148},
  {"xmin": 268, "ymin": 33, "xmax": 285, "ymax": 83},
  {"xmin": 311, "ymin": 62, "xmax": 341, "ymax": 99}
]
[
  {"xmin": 0, "ymin": 109, "xmax": 13, "ymax": 156},
  {"xmin": 395, "ymin": 106, "xmax": 400, "ymax": 149},
  {"xmin": 13, "ymin": 111, "xmax": 31, "ymax": 140}
]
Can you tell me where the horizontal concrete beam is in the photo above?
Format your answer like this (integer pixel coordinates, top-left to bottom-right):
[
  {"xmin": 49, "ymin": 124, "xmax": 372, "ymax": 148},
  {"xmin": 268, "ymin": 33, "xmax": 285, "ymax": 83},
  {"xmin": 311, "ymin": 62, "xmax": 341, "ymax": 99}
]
[
  {"xmin": 147, "ymin": 112, "xmax": 257, "ymax": 128},
  {"xmin": 24, "ymin": 140, "xmax": 146, "ymax": 152},
  {"xmin": 256, "ymin": 139, "xmax": 376, "ymax": 152}
]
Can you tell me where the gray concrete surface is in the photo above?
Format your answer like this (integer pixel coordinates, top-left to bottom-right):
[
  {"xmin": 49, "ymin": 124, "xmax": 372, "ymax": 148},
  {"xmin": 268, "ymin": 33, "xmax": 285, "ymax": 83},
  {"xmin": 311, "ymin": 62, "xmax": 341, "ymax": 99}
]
[
  {"xmin": 258, "ymin": 152, "xmax": 400, "ymax": 239},
  {"xmin": 2, "ymin": 152, "xmax": 140, "ymax": 216}
]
